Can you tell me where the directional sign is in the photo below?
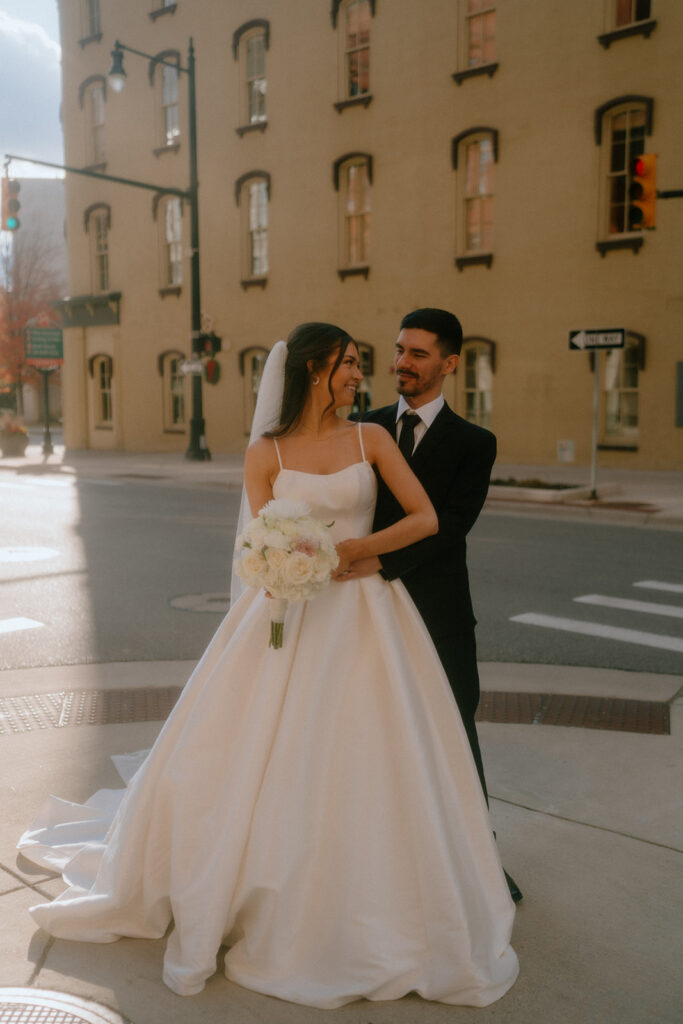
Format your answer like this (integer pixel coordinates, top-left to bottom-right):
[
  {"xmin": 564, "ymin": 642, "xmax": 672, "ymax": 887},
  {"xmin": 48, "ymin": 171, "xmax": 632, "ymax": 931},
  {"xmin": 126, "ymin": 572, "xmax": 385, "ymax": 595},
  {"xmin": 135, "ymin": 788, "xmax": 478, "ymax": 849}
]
[
  {"xmin": 180, "ymin": 359, "xmax": 204, "ymax": 375},
  {"xmin": 24, "ymin": 326, "xmax": 64, "ymax": 367},
  {"xmin": 569, "ymin": 329, "xmax": 625, "ymax": 351}
]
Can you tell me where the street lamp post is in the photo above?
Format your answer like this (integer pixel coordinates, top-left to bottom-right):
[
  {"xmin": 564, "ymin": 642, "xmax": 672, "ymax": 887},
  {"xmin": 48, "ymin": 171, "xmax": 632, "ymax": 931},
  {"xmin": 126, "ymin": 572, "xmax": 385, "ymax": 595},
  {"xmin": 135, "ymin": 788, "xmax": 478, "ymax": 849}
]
[{"xmin": 109, "ymin": 39, "xmax": 210, "ymax": 460}]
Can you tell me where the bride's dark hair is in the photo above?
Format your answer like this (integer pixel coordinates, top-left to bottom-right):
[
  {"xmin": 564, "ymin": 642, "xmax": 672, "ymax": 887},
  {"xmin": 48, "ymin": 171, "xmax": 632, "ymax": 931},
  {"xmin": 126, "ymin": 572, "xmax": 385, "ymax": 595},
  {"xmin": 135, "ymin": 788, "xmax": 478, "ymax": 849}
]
[{"xmin": 265, "ymin": 322, "xmax": 354, "ymax": 438}]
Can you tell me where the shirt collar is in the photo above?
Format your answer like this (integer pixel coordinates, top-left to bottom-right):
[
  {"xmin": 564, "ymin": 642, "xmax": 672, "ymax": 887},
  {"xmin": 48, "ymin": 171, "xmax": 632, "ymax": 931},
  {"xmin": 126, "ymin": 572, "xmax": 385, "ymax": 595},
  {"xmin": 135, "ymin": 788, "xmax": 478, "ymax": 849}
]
[{"xmin": 396, "ymin": 393, "xmax": 445, "ymax": 428}]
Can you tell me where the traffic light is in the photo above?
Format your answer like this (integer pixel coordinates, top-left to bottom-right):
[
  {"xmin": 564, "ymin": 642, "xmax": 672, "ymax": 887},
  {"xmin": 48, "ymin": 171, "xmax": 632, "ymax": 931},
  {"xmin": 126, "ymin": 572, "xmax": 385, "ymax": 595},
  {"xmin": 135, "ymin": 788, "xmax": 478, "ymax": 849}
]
[
  {"xmin": 628, "ymin": 154, "xmax": 656, "ymax": 230},
  {"xmin": 1, "ymin": 178, "xmax": 21, "ymax": 231}
]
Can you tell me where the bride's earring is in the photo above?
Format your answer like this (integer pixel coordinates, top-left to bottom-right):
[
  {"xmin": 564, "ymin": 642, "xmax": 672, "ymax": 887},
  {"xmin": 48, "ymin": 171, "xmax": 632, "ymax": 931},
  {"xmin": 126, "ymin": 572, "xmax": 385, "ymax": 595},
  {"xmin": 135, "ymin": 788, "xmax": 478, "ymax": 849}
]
[{"xmin": 311, "ymin": 374, "xmax": 320, "ymax": 386}]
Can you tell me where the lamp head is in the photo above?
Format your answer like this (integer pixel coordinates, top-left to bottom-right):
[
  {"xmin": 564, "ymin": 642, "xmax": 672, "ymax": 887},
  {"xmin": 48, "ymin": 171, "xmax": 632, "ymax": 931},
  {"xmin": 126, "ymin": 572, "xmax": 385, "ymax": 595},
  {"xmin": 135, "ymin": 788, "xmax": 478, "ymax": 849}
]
[{"xmin": 108, "ymin": 44, "xmax": 127, "ymax": 93}]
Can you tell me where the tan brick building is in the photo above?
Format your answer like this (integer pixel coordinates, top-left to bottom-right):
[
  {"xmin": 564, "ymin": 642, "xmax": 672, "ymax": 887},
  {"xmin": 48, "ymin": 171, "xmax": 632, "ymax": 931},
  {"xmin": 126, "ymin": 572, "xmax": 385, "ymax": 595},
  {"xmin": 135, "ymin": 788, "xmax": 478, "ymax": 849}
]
[{"xmin": 56, "ymin": 0, "xmax": 682, "ymax": 468}]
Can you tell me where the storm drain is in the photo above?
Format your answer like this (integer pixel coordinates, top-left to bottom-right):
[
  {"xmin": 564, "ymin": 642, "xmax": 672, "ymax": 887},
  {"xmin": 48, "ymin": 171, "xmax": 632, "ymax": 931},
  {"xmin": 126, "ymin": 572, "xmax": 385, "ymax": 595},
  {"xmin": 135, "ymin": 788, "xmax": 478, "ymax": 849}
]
[
  {"xmin": 0, "ymin": 989, "xmax": 130, "ymax": 1024},
  {"xmin": 476, "ymin": 691, "xmax": 670, "ymax": 734},
  {"xmin": 0, "ymin": 686, "xmax": 671, "ymax": 736}
]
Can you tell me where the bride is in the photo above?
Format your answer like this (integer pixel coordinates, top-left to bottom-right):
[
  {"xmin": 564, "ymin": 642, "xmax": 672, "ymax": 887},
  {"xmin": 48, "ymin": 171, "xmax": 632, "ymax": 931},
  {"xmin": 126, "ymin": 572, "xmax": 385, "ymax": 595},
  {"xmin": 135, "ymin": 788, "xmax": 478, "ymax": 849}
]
[{"xmin": 18, "ymin": 322, "xmax": 519, "ymax": 1009}]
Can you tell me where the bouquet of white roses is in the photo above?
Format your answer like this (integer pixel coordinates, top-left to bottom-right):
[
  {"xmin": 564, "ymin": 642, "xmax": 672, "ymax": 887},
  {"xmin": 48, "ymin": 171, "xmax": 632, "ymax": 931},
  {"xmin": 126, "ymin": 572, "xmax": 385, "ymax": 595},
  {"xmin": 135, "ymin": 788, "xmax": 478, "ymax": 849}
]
[{"xmin": 233, "ymin": 498, "xmax": 339, "ymax": 648}]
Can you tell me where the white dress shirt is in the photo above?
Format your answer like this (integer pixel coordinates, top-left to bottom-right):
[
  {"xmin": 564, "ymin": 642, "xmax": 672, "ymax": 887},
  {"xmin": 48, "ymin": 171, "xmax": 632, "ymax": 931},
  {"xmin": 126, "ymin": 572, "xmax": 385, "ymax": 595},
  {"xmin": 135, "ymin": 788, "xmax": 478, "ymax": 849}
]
[{"xmin": 395, "ymin": 394, "xmax": 445, "ymax": 453}]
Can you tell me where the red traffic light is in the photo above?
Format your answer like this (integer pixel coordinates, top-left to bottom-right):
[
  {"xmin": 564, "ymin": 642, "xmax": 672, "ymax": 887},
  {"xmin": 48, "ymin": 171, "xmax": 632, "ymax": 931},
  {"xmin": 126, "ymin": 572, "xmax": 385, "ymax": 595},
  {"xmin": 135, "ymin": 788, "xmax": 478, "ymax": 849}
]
[
  {"xmin": 628, "ymin": 153, "xmax": 656, "ymax": 230},
  {"xmin": 1, "ymin": 178, "xmax": 21, "ymax": 231}
]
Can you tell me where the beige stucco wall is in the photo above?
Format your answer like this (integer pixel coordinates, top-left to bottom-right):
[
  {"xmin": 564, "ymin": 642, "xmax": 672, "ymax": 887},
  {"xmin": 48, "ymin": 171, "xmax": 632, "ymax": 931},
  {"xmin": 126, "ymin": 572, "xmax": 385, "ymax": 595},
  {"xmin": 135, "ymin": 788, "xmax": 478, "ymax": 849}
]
[{"xmin": 57, "ymin": 0, "xmax": 683, "ymax": 467}]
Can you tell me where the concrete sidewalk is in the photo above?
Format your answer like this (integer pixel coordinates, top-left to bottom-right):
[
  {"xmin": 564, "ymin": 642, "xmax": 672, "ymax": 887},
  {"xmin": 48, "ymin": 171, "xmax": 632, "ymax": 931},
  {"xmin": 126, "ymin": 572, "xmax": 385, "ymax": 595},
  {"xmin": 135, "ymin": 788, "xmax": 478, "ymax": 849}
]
[
  {"xmin": 1, "ymin": 658, "xmax": 682, "ymax": 1024},
  {"xmin": 3, "ymin": 432, "xmax": 683, "ymax": 528}
]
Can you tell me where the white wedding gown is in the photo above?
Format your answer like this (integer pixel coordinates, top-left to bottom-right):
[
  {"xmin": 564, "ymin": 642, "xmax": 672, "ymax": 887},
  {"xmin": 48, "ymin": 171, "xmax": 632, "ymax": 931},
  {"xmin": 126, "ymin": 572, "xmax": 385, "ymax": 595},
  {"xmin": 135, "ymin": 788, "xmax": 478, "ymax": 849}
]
[{"xmin": 18, "ymin": 457, "xmax": 519, "ymax": 1008}]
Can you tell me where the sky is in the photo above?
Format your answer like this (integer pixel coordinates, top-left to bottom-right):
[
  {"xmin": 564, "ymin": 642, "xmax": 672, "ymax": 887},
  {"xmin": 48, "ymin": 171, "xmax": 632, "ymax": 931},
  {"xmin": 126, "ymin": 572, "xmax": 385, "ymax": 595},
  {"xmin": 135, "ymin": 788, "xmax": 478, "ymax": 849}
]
[{"xmin": 0, "ymin": 0, "xmax": 63, "ymax": 178}]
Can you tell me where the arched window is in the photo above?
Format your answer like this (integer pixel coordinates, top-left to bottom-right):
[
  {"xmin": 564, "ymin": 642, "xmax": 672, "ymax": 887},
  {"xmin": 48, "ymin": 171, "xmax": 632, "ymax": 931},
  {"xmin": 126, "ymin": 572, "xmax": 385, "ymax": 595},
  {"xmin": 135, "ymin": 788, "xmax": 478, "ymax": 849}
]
[
  {"xmin": 89, "ymin": 353, "xmax": 113, "ymax": 427},
  {"xmin": 149, "ymin": 50, "xmax": 181, "ymax": 150},
  {"xmin": 233, "ymin": 20, "xmax": 269, "ymax": 132},
  {"xmin": 459, "ymin": 338, "xmax": 495, "ymax": 428},
  {"xmin": 333, "ymin": 153, "xmax": 372, "ymax": 276},
  {"xmin": 235, "ymin": 173, "xmax": 270, "ymax": 284},
  {"xmin": 84, "ymin": 203, "xmax": 110, "ymax": 293},
  {"xmin": 601, "ymin": 332, "xmax": 645, "ymax": 446},
  {"xmin": 154, "ymin": 194, "xmax": 183, "ymax": 290},
  {"xmin": 334, "ymin": 0, "xmax": 373, "ymax": 106},
  {"xmin": 239, "ymin": 346, "xmax": 269, "ymax": 433},
  {"xmin": 158, "ymin": 350, "xmax": 187, "ymax": 430},
  {"xmin": 79, "ymin": 76, "xmax": 106, "ymax": 166},
  {"xmin": 453, "ymin": 129, "xmax": 498, "ymax": 262},
  {"xmin": 595, "ymin": 97, "xmax": 653, "ymax": 241}
]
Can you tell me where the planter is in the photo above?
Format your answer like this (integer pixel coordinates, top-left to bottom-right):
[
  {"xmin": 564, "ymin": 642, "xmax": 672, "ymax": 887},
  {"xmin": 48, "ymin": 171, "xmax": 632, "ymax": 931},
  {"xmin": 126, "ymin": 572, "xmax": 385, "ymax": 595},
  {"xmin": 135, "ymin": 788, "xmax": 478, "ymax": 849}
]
[{"xmin": 0, "ymin": 434, "xmax": 29, "ymax": 457}]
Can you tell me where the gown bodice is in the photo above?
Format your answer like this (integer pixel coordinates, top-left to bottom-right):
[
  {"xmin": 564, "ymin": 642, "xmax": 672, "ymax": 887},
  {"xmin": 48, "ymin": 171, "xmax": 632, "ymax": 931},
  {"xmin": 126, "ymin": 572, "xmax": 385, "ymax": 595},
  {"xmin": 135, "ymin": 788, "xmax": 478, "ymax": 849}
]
[{"xmin": 272, "ymin": 461, "xmax": 377, "ymax": 543}]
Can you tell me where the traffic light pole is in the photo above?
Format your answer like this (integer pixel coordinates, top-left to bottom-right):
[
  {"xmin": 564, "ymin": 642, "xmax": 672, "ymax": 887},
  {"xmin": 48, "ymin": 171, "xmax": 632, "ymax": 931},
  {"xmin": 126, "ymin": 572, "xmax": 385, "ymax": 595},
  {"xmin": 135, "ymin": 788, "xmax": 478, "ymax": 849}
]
[{"xmin": 4, "ymin": 35, "xmax": 211, "ymax": 461}]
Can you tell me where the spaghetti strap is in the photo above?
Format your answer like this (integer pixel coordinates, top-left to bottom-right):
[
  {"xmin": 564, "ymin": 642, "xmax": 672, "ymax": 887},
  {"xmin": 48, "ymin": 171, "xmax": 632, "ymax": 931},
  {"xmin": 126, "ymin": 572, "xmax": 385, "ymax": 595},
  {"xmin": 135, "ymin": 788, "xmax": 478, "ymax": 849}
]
[
  {"xmin": 273, "ymin": 437, "xmax": 283, "ymax": 470},
  {"xmin": 357, "ymin": 421, "xmax": 367, "ymax": 463}
]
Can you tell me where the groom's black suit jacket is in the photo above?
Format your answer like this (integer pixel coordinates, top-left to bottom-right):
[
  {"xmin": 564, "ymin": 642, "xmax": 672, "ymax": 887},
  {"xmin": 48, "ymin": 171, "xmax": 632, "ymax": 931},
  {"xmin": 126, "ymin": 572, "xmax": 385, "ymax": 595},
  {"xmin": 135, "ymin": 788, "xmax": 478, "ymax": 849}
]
[{"xmin": 364, "ymin": 401, "xmax": 496, "ymax": 795}]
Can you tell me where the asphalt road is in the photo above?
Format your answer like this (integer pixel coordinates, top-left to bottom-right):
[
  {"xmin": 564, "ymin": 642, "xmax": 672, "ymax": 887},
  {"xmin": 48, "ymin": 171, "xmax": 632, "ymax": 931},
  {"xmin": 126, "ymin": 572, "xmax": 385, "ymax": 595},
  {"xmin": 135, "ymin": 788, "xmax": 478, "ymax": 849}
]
[{"xmin": 1, "ymin": 472, "xmax": 682, "ymax": 676}]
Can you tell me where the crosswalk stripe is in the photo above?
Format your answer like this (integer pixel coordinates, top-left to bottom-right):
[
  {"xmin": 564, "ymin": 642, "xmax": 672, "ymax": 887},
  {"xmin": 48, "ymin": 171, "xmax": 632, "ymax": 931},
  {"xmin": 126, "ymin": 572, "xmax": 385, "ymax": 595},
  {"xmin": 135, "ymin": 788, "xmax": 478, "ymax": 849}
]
[
  {"xmin": 0, "ymin": 617, "xmax": 44, "ymax": 635},
  {"xmin": 510, "ymin": 613, "xmax": 683, "ymax": 654},
  {"xmin": 633, "ymin": 580, "xmax": 683, "ymax": 595},
  {"xmin": 574, "ymin": 594, "xmax": 683, "ymax": 619}
]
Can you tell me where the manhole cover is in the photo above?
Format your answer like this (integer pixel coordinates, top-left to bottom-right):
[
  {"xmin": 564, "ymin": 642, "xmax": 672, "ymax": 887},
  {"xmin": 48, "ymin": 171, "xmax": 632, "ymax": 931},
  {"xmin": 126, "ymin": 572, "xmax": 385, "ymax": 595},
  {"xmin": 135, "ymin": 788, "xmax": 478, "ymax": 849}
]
[
  {"xmin": 0, "ymin": 988, "xmax": 131, "ymax": 1023},
  {"xmin": 170, "ymin": 592, "xmax": 230, "ymax": 613}
]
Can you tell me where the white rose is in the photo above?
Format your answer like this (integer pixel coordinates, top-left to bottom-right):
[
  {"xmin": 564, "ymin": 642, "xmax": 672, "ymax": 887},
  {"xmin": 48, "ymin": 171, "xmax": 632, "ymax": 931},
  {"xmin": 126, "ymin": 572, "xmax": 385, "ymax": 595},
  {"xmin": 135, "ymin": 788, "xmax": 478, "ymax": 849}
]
[
  {"xmin": 236, "ymin": 548, "xmax": 267, "ymax": 584},
  {"xmin": 281, "ymin": 551, "xmax": 315, "ymax": 587}
]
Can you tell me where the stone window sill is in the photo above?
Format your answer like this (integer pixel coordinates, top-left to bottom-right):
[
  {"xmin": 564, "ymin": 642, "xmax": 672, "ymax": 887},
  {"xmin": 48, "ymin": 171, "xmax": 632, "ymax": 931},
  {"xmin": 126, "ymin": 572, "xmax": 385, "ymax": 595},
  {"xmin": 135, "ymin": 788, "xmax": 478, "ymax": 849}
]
[
  {"xmin": 159, "ymin": 286, "xmax": 182, "ymax": 298},
  {"xmin": 597, "ymin": 20, "xmax": 656, "ymax": 48},
  {"xmin": 452, "ymin": 62, "xmax": 499, "ymax": 85},
  {"xmin": 78, "ymin": 33, "xmax": 102, "ymax": 49},
  {"xmin": 83, "ymin": 162, "xmax": 107, "ymax": 174},
  {"xmin": 334, "ymin": 95, "xmax": 373, "ymax": 113},
  {"xmin": 154, "ymin": 142, "xmax": 181, "ymax": 157},
  {"xmin": 596, "ymin": 236, "xmax": 644, "ymax": 257},
  {"xmin": 94, "ymin": 425, "xmax": 113, "ymax": 431},
  {"xmin": 241, "ymin": 277, "xmax": 268, "ymax": 291},
  {"xmin": 455, "ymin": 253, "xmax": 493, "ymax": 271},
  {"xmin": 236, "ymin": 121, "xmax": 268, "ymax": 137},
  {"xmin": 164, "ymin": 427, "xmax": 186, "ymax": 434},
  {"xmin": 338, "ymin": 266, "xmax": 370, "ymax": 281},
  {"xmin": 598, "ymin": 443, "xmax": 638, "ymax": 452},
  {"xmin": 150, "ymin": 4, "xmax": 177, "ymax": 21}
]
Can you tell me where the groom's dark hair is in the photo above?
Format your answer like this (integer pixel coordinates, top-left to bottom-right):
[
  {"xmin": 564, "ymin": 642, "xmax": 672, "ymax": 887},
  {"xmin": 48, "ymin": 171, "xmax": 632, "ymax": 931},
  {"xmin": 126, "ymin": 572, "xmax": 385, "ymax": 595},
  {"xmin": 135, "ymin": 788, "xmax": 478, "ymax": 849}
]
[{"xmin": 400, "ymin": 308, "xmax": 463, "ymax": 357}]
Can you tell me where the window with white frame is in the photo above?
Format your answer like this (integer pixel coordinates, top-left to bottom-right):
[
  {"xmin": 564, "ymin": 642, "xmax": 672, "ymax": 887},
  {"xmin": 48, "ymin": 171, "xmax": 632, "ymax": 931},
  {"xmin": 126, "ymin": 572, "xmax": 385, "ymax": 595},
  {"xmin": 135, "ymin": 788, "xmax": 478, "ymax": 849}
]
[
  {"xmin": 602, "ymin": 334, "xmax": 642, "ymax": 444},
  {"xmin": 161, "ymin": 197, "xmax": 183, "ymax": 287},
  {"xmin": 337, "ymin": 156, "xmax": 371, "ymax": 268},
  {"xmin": 342, "ymin": 0, "xmax": 371, "ymax": 99},
  {"xmin": 245, "ymin": 31, "xmax": 267, "ymax": 124},
  {"xmin": 247, "ymin": 181, "xmax": 269, "ymax": 276},
  {"xmin": 240, "ymin": 346, "xmax": 269, "ymax": 433},
  {"xmin": 87, "ymin": 82, "xmax": 105, "ymax": 164},
  {"xmin": 92, "ymin": 354, "xmax": 113, "ymax": 426},
  {"xmin": 461, "ymin": 340, "xmax": 493, "ymax": 428},
  {"xmin": 160, "ymin": 351, "xmax": 186, "ymax": 430},
  {"xmin": 85, "ymin": 204, "xmax": 110, "ymax": 293},
  {"xmin": 614, "ymin": 0, "xmax": 651, "ymax": 27},
  {"xmin": 464, "ymin": 0, "xmax": 496, "ymax": 68},
  {"xmin": 233, "ymin": 21, "xmax": 270, "ymax": 133},
  {"xmin": 605, "ymin": 105, "xmax": 647, "ymax": 235},
  {"xmin": 161, "ymin": 61, "xmax": 180, "ymax": 146},
  {"xmin": 464, "ymin": 136, "xmax": 494, "ymax": 253}
]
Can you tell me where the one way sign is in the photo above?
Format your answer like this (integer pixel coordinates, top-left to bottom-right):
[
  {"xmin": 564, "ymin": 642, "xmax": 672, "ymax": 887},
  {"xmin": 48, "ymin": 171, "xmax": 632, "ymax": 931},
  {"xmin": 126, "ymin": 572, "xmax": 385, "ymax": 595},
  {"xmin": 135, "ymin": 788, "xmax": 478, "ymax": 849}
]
[{"xmin": 569, "ymin": 328, "xmax": 625, "ymax": 351}]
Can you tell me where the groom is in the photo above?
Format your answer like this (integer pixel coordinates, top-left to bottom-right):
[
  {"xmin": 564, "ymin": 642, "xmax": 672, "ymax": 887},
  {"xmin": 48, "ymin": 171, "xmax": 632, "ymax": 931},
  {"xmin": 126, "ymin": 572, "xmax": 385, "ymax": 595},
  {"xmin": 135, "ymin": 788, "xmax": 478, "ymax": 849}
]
[{"xmin": 344, "ymin": 307, "xmax": 522, "ymax": 902}]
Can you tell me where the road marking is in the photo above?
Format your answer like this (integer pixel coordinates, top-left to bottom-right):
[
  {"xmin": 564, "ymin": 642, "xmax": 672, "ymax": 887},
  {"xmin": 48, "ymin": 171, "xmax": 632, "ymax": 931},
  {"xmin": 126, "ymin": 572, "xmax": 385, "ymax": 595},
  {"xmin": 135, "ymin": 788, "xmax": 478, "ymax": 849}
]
[
  {"xmin": 0, "ymin": 617, "xmax": 44, "ymax": 635},
  {"xmin": 170, "ymin": 593, "xmax": 230, "ymax": 613},
  {"xmin": 633, "ymin": 580, "xmax": 683, "ymax": 595},
  {"xmin": 0, "ymin": 546, "xmax": 60, "ymax": 563},
  {"xmin": 574, "ymin": 594, "xmax": 683, "ymax": 619},
  {"xmin": 510, "ymin": 613, "xmax": 683, "ymax": 654}
]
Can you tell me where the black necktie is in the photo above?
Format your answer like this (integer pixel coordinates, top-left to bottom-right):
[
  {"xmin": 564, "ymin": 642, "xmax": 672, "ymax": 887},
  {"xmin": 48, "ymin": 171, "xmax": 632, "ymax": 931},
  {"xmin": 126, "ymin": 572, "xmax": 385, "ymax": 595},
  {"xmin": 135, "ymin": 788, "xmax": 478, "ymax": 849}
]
[{"xmin": 398, "ymin": 411, "xmax": 420, "ymax": 460}]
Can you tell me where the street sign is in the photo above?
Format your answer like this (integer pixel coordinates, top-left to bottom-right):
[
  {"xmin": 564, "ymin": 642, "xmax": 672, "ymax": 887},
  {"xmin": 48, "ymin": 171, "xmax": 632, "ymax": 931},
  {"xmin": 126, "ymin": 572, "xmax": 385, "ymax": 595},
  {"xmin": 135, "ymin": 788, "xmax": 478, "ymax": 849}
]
[
  {"xmin": 569, "ymin": 329, "xmax": 625, "ymax": 351},
  {"xmin": 24, "ymin": 327, "xmax": 64, "ymax": 367},
  {"xmin": 180, "ymin": 359, "xmax": 204, "ymax": 375}
]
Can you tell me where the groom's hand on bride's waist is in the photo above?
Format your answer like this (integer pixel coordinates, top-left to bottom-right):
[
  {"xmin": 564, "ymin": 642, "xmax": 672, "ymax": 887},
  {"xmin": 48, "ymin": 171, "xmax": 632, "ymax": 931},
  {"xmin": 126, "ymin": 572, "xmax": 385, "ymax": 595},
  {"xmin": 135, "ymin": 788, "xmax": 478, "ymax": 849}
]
[{"xmin": 335, "ymin": 556, "xmax": 382, "ymax": 581}]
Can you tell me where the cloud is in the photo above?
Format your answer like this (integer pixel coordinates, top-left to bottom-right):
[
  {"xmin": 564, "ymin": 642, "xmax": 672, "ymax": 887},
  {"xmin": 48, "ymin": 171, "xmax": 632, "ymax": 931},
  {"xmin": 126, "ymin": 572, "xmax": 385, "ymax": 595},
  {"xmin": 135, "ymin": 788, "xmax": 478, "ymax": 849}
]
[{"xmin": 0, "ymin": 11, "xmax": 63, "ymax": 173}]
